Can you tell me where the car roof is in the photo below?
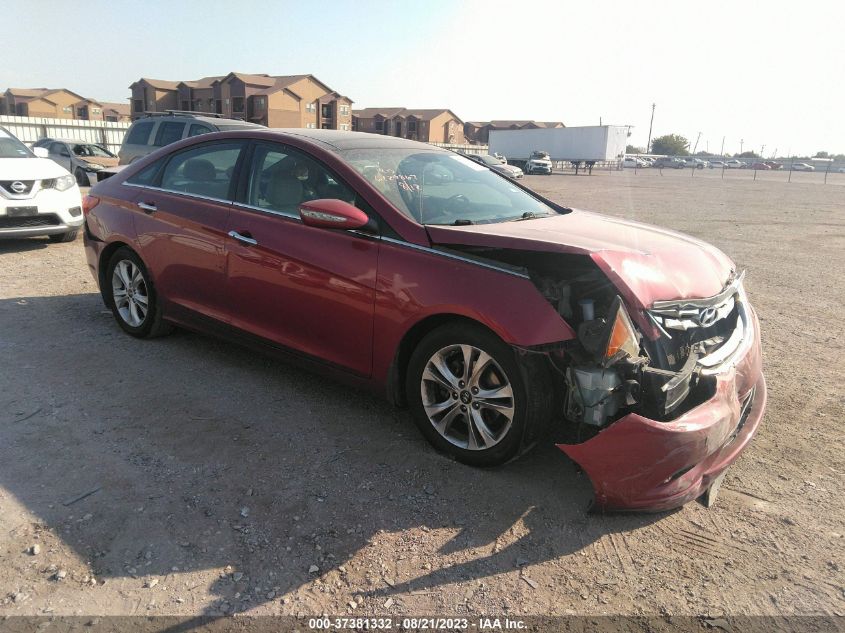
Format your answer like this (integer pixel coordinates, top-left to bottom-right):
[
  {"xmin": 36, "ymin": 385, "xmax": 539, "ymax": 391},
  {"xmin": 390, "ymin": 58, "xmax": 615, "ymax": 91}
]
[
  {"xmin": 133, "ymin": 114, "xmax": 263, "ymax": 128},
  {"xmin": 266, "ymin": 129, "xmax": 445, "ymax": 152},
  {"xmin": 41, "ymin": 138, "xmax": 99, "ymax": 144}
]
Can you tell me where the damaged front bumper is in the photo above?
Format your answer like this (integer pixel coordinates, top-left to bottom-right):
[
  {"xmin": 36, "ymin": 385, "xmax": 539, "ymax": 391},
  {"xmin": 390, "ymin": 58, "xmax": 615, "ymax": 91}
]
[{"xmin": 558, "ymin": 302, "xmax": 766, "ymax": 512}]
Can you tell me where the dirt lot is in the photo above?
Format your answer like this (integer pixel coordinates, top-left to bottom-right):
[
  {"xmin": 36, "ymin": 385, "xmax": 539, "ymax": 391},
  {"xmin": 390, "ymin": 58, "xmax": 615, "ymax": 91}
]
[{"xmin": 1, "ymin": 170, "xmax": 843, "ymax": 623}]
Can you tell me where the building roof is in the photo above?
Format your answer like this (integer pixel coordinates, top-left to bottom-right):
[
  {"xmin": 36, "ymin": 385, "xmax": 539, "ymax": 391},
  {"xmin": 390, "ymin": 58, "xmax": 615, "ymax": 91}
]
[
  {"xmin": 101, "ymin": 102, "xmax": 130, "ymax": 115},
  {"xmin": 6, "ymin": 88, "xmax": 51, "ymax": 98},
  {"xmin": 472, "ymin": 120, "xmax": 565, "ymax": 129},
  {"xmin": 353, "ymin": 107, "xmax": 462, "ymax": 122},
  {"xmin": 179, "ymin": 75, "xmax": 225, "ymax": 89},
  {"xmin": 134, "ymin": 78, "xmax": 181, "ymax": 90},
  {"xmin": 267, "ymin": 128, "xmax": 446, "ymax": 151}
]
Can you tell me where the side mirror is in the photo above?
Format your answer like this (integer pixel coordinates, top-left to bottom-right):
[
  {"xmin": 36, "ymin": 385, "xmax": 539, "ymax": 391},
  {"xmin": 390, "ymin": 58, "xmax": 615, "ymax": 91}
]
[
  {"xmin": 32, "ymin": 147, "xmax": 49, "ymax": 158},
  {"xmin": 298, "ymin": 199, "xmax": 369, "ymax": 230}
]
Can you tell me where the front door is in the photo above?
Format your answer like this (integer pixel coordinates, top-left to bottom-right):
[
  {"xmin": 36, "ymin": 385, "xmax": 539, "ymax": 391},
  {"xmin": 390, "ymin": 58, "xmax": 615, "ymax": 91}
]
[
  {"xmin": 131, "ymin": 140, "xmax": 246, "ymax": 323},
  {"xmin": 225, "ymin": 141, "xmax": 379, "ymax": 376},
  {"xmin": 49, "ymin": 142, "xmax": 72, "ymax": 171}
]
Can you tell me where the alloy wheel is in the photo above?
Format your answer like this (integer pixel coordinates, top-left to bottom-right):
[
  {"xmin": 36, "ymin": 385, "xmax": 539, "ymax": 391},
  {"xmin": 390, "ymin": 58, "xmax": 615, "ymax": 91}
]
[
  {"xmin": 420, "ymin": 344, "xmax": 515, "ymax": 450},
  {"xmin": 111, "ymin": 259, "xmax": 149, "ymax": 327}
]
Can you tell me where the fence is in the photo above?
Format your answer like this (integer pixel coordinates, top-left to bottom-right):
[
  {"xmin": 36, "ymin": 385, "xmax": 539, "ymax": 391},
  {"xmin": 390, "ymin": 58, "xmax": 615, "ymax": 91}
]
[
  {"xmin": 0, "ymin": 115, "xmax": 130, "ymax": 154},
  {"xmin": 430, "ymin": 142, "xmax": 488, "ymax": 155}
]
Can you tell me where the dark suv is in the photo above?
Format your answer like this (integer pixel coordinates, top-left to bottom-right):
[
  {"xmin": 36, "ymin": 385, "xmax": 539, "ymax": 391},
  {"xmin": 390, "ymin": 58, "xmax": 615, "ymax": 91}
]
[
  {"xmin": 652, "ymin": 157, "xmax": 686, "ymax": 169},
  {"xmin": 117, "ymin": 112, "xmax": 262, "ymax": 165}
]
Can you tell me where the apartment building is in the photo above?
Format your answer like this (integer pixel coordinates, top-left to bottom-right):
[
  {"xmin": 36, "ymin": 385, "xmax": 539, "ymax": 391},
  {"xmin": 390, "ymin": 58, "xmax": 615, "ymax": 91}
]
[
  {"xmin": 129, "ymin": 73, "xmax": 353, "ymax": 130},
  {"xmin": 0, "ymin": 88, "xmax": 110, "ymax": 121},
  {"xmin": 351, "ymin": 108, "xmax": 464, "ymax": 143},
  {"xmin": 464, "ymin": 120, "xmax": 565, "ymax": 144}
]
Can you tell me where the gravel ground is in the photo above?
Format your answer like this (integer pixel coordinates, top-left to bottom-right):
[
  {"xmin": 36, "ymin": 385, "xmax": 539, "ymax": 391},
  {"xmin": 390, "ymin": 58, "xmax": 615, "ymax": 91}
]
[{"xmin": 0, "ymin": 170, "xmax": 843, "ymax": 622}]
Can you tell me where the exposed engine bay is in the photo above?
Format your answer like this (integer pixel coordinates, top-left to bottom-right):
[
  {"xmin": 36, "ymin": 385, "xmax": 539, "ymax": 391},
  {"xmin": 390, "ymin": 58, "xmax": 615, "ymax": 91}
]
[{"xmin": 437, "ymin": 246, "xmax": 748, "ymax": 441}]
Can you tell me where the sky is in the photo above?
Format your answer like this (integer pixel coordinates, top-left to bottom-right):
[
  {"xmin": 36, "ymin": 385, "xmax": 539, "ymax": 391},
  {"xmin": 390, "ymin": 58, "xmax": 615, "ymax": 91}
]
[{"xmin": 4, "ymin": 0, "xmax": 844, "ymax": 156}]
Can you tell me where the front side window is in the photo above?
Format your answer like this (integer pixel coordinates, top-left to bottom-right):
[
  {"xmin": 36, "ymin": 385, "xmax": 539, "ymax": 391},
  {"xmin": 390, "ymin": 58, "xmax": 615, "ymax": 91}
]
[
  {"xmin": 153, "ymin": 122, "xmax": 186, "ymax": 147},
  {"xmin": 125, "ymin": 121, "xmax": 154, "ymax": 145},
  {"xmin": 341, "ymin": 149, "xmax": 557, "ymax": 225},
  {"xmin": 160, "ymin": 142, "xmax": 244, "ymax": 200},
  {"xmin": 246, "ymin": 143, "xmax": 356, "ymax": 216},
  {"xmin": 51, "ymin": 142, "xmax": 70, "ymax": 157}
]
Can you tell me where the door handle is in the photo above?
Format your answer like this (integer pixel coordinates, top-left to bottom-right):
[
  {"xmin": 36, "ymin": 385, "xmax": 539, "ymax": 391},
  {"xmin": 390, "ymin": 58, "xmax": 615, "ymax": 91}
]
[
  {"xmin": 228, "ymin": 230, "xmax": 258, "ymax": 246},
  {"xmin": 137, "ymin": 201, "xmax": 157, "ymax": 213}
]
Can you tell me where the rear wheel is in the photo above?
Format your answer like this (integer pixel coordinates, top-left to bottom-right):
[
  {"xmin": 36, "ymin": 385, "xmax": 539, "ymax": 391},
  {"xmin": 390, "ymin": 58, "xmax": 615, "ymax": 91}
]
[
  {"xmin": 105, "ymin": 247, "xmax": 172, "ymax": 338},
  {"xmin": 48, "ymin": 230, "xmax": 78, "ymax": 243},
  {"xmin": 406, "ymin": 323, "xmax": 545, "ymax": 466}
]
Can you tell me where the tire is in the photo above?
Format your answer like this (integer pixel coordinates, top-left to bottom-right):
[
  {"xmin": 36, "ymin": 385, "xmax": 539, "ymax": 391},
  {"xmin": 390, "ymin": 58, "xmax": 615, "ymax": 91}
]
[
  {"xmin": 406, "ymin": 323, "xmax": 547, "ymax": 466},
  {"xmin": 74, "ymin": 168, "xmax": 90, "ymax": 187},
  {"xmin": 105, "ymin": 247, "xmax": 172, "ymax": 338},
  {"xmin": 48, "ymin": 230, "xmax": 78, "ymax": 243}
]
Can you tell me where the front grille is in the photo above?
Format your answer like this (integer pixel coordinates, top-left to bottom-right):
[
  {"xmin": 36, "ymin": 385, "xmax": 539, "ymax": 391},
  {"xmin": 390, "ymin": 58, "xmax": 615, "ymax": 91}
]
[
  {"xmin": 0, "ymin": 180, "xmax": 35, "ymax": 196},
  {"xmin": 0, "ymin": 214, "xmax": 61, "ymax": 229}
]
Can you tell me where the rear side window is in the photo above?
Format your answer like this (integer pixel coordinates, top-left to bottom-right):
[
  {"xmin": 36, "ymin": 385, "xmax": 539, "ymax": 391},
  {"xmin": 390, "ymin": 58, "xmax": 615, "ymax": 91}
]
[
  {"xmin": 160, "ymin": 142, "xmax": 244, "ymax": 200},
  {"xmin": 125, "ymin": 121, "xmax": 154, "ymax": 145},
  {"xmin": 188, "ymin": 124, "xmax": 213, "ymax": 137},
  {"xmin": 126, "ymin": 158, "xmax": 166, "ymax": 186},
  {"xmin": 153, "ymin": 122, "xmax": 186, "ymax": 147}
]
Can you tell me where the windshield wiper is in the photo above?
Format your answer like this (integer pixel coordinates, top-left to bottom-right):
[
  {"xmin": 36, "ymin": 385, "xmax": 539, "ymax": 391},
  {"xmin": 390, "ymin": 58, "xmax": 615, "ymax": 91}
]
[
  {"xmin": 509, "ymin": 211, "xmax": 549, "ymax": 222},
  {"xmin": 452, "ymin": 218, "xmax": 474, "ymax": 225}
]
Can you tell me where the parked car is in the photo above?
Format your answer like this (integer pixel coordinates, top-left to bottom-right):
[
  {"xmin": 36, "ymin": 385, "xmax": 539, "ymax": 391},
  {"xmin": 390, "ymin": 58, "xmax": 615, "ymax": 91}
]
[
  {"xmin": 118, "ymin": 112, "xmax": 263, "ymax": 165},
  {"xmin": 83, "ymin": 129, "xmax": 766, "ymax": 511},
  {"xmin": 653, "ymin": 157, "xmax": 685, "ymax": 169},
  {"xmin": 466, "ymin": 153, "xmax": 524, "ymax": 179},
  {"xmin": 791, "ymin": 162, "xmax": 815, "ymax": 171},
  {"xmin": 524, "ymin": 150, "xmax": 553, "ymax": 175},
  {"xmin": 683, "ymin": 158, "xmax": 708, "ymax": 169},
  {"xmin": 750, "ymin": 162, "xmax": 771, "ymax": 170},
  {"xmin": 33, "ymin": 138, "xmax": 119, "ymax": 186},
  {"xmin": 622, "ymin": 157, "xmax": 648, "ymax": 168},
  {"xmin": 709, "ymin": 160, "xmax": 726, "ymax": 169},
  {"xmin": 764, "ymin": 161, "xmax": 783, "ymax": 170},
  {"xmin": 725, "ymin": 160, "xmax": 746, "ymax": 169},
  {"xmin": 837, "ymin": 166, "xmax": 845, "ymax": 174},
  {"xmin": 492, "ymin": 153, "xmax": 507, "ymax": 164},
  {"xmin": 0, "ymin": 126, "xmax": 83, "ymax": 242}
]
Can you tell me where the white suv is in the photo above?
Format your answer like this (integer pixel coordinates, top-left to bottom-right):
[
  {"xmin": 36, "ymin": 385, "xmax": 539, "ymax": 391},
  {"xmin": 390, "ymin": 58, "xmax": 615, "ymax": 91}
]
[{"xmin": 0, "ymin": 127, "xmax": 83, "ymax": 242}]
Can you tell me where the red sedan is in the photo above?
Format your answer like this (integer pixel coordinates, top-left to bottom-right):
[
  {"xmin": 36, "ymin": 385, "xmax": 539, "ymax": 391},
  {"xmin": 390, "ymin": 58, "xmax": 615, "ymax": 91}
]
[{"xmin": 82, "ymin": 129, "xmax": 766, "ymax": 511}]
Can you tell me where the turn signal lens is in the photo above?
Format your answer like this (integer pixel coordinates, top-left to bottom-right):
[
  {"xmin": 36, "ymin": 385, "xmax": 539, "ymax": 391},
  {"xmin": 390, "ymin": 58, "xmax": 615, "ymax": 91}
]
[
  {"xmin": 82, "ymin": 195, "xmax": 100, "ymax": 215},
  {"xmin": 605, "ymin": 301, "xmax": 641, "ymax": 360}
]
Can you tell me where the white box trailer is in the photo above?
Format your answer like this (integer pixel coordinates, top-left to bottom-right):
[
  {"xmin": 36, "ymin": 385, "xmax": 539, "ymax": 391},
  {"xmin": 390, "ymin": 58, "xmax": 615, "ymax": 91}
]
[{"xmin": 489, "ymin": 125, "xmax": 629, "ymax": 170}]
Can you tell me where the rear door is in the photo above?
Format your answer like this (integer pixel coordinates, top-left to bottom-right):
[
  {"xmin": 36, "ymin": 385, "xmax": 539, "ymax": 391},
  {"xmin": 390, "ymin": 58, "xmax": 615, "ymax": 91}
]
[
  {"xmin": 130, "ymin": 140, "xmax": 246, "ymax": 324},
  {"xmin": 224, "ymin": 141, "xmax": 379, "ymax": 376}
]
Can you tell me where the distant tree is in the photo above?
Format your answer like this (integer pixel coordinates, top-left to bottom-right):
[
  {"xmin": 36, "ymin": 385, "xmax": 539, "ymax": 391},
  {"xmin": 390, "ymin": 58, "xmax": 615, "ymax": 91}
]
[
  {"xmin": 834, "ymin": 153, "xmax": 845, "ymax": 161},
  {"xmin": 695, "ymin": 151, "xmax": 714, "ymax": 157},
  {"xmin": 651, "ymin": 134, "xmax": 689, "ymax": 156},
  {"xmin": 736, "ymin": 151, "xmax": 760, "ymax": 158},
  {"xmin": 814, "ymin": 151, "xmax": 830, "ymax": 158},
  {"xmin": 626, "ymin": 144, "xmax": 645, "ymax": 154}
]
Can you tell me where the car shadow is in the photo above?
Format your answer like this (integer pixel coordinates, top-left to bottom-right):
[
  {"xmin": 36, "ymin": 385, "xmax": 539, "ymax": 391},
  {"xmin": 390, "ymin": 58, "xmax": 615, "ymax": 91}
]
[
  {"xmin": 0, "ymin": 293, "xmax": 666, "ymax": 620},
  {"xmin": 0, "ymin": 237, "xmax": 51, "ymax": 253}
]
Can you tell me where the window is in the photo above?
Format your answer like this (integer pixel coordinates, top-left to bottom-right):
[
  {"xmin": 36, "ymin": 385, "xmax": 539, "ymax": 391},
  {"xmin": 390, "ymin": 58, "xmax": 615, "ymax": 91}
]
[
  {"xmin": 305, "ymin": 122, "xmax": 316, "ymax": 129},
  {"xmin": 374, "ymin": 119, "xmax": 383, "ymax": 132},
  {"xmin": 153, "ymin": 122, "xmax": 186, "ymax": 147},
  {"xmin": 181, "ymin": 100, "xmax": 190, "ymax": 110},
  {"xmin": 62, "ymin": 106, "xmax": 72, "ymax": 113},
  {"xmin": 133, "ymin": 99, "xmax": 143, "ymax": 113},
  {"xmin": 160, "ymin": 142, "xmax": 244, "ymax": 200},
  {"xmin": 321, "ymin": 104, "xmax": 332, "ymax": 118},
  {"xmin": 92, "ymin": 107, "xmax": 101, "ymax": 115},
  {"xmin": 125, "ymin": 121, "xmax": 154, "ymax": 145},
  {"xmin": 306, "ymin": 102, "xmax": 316, "ymax": 113},
  {"xmin": 188, "ymin": 124, "xmax": 213, "ymax": 137},
  {"xmin": 51, "ymin": 142, "xmax": 70, "ymax": 157},
  {"xmin": 339, "ymin": 105, "xmax": 350, "ymax": 116},
  {"xmin": 246, "ymin": 143, "xmax": 356, "ymax": 216},
  {"xmin": 255, "ymin": 97, "xmax": 265, "ymax": 108},
  {"xmin": 126, "ymin": 157, "xmax": 166, "ymax": 186},
  {"xmin": 232, "ymin": 97, "xmax": 244, "ymax": 113}
]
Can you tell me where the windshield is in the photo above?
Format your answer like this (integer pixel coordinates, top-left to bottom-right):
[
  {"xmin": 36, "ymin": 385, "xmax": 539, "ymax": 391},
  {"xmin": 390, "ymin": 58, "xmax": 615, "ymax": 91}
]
[
  {"xmin": 340, "ymin": 148, "xmax": 558, "ymax": 225},
  {"xmin": 72, "ymin": 143, "xmax": 115, "ymax": 158},
  {"xmin": 475, "ymin": 155, "xmax": 501, "ymax": 166},
  {"xmin": 0, "ymin": 129, "xmax": 34, "ymax": 158}
]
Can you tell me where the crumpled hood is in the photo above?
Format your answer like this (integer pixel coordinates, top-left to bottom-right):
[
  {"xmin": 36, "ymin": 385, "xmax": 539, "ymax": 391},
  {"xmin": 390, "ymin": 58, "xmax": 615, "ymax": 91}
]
[
  {"xmin": 0, "ymin": 157, "xmax": 70, "ymax": 180},
  {"xmin": 77, "ymin": 156, "xmax": 119, "ymax": 168},
  {"xmin": 425, "ymin": 209, "xmax": 735, "ymax": 308}
]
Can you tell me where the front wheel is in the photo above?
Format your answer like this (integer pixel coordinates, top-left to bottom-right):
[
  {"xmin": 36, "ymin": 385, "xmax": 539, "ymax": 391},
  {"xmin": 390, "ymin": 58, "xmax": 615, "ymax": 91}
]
[
  {"xmin": 74, "ymin": 168, "xmax": 90, "ymax": 187},
  {"xmin": 48, "ymin": 230, "xmax": 78, "ymax": 243},
  {"xmin": 105, "ymin": 247, "xmax": 172, "ymax": 338},
  {"xmin": 406, "ymin": 323, "xmax": 546, "ymax": 466}
]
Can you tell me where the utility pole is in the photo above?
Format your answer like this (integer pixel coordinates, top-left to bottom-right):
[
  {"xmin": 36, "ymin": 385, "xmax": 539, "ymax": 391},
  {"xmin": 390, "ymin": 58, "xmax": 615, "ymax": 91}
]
[
  {"xmin": 720, "ymin": 136, "xmax": 725, "ymax": 157},
  {"xmin": 692, "ymin": 132, "xmax": 702, "ymax": 155},
  {"xmin": 646, "ymin": 103, "xmax": 656, "ymax": 153},
  {"xmin": 740, "ymin": 139, "xmax": 744, "ymax": 154},
  {"xmin": 761, "ymin": 145, "xmax": 765, "ymax": 158}
]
